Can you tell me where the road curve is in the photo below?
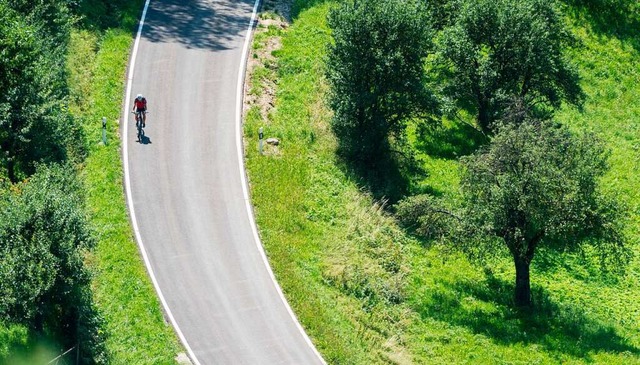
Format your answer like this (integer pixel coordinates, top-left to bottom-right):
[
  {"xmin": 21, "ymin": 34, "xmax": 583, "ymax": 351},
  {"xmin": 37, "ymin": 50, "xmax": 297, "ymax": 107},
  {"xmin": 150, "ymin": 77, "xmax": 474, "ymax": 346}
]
[{"xmin": 122, "ymin": 0, "xmax": 324, "ymax": 364}]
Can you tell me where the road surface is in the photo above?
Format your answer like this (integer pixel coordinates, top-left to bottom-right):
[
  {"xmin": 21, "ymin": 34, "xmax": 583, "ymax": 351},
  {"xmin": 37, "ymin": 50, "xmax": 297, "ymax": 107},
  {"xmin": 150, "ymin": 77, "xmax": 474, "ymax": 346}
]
[{"xmin": 122, "ymin": 0, "xmax": 325, "ymax": 364}]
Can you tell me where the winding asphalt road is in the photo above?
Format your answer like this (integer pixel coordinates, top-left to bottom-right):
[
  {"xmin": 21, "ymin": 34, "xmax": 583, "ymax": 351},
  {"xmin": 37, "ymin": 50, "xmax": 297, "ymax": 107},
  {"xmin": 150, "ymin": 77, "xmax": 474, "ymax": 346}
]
[{"xmin": 122, "ymin": 0, "xmax": 324, "ymax": 364}]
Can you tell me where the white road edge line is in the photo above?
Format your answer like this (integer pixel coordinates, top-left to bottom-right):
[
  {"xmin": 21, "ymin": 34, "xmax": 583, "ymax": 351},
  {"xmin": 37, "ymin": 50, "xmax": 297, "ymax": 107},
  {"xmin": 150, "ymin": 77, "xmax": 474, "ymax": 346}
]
[
  {"xmin": 122, "ymin": 1, "xmax": 202, "ymax": 364},
  {"xmin": 235, "ymin": 1, "xmax": 327, "ymax": 364}
]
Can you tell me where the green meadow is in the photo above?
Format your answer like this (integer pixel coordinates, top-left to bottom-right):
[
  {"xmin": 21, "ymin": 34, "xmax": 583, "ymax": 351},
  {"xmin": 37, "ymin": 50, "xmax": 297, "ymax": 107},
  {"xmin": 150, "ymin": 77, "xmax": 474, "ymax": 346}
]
[{"xmin": 244, "ymin": 0, "xmax": 640, "ymax": 363}]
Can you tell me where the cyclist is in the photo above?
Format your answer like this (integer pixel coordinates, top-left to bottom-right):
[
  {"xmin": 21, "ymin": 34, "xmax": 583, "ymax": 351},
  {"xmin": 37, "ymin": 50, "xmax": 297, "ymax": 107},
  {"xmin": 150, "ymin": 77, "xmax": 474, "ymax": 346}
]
[{"xmin": 132, "ymin": 94, "xmax": 147, "ymax": 127}]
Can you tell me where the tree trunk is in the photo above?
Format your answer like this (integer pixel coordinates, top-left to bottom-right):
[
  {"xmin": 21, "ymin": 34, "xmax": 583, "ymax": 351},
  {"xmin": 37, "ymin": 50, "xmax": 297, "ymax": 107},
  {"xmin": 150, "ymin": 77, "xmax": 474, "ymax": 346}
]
[
  {"xmin": 477, "ymin": 97, "xmax": 491, "ymax": 132},
  {"xmin": 7, "ymin": 142, "xmax": 16, "ymax": 183},
  {"xmin": 514, "ymin": 256, "xmax": 531, "ymax": 307},
  {"xmin": 7, "ymin": 157, "xmax": 15, "ymax": 183}
]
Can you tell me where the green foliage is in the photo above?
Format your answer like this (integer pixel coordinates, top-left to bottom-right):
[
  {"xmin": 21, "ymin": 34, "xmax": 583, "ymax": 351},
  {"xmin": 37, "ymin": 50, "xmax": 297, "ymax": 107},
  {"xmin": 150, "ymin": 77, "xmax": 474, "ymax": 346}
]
[
  {"xmin": 459, "ymin": 119, "xmax": 626, "ymax": 306},
  {"xmin": 0, "ymin": 1, "xmax": 84, "ymax": 182},
  {"xmin": 247, "ymin": 0, "xmax": 640, "ymax": 362},
  {"xmin": 440, "ymin": 0, "xmax": 584, "ymax": 131},
  {"xmin": 72, "ymin": 0, "xmax": 143, "ymax": 30},
  {"xmin": 0, "ymin": 0, "xmax": 101, "ymax": 361},
  {"xmin": 326, "ymin": 0, "xmax": 436, "ymax": 166},
  {"xmin": 425, "ymin": 0, "xmax": 462, "ymax": 30},
  {"xmin": 395, "ymin": 194, "xmax": 458, "ymax": 241},
  {"xmin": 6, "ymin": 0, "xmax": 73, "ymax": 48},
  {"xmin": 0, "ymin": 322, "xmax": 28, "ymax": 359},
  {"xmin": 0, "ymin": 164, "xmax": 105, "ymax": 363},
  {"xmin": 245, "ymin": 6, "xmax": 419, "ymax": 363},
  {"xmin": 562, "ymin": 0, "xmax": 640, "ymax": 50}
]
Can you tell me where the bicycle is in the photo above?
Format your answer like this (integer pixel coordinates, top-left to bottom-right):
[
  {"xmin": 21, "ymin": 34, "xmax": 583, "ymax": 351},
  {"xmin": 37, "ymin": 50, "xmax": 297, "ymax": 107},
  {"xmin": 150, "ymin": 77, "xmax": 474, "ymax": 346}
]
[{"xmin": 131, "ymin": 110, "xmax": 147, "ymax": 142}]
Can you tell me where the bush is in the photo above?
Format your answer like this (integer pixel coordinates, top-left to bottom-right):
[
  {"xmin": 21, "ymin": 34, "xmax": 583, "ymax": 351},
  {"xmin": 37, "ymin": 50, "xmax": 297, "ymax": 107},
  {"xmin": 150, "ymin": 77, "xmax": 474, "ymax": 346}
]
[
  {"xmin": 0, "ymin": 164, "xmax": 105, "ymax": 363},
  {"xmin": 395, "ymin": 194, "xmax": 459, "ymax": 241},
  {"xmin": 0, "ymin": 1, "xmax": 85, "ymax": 182}
]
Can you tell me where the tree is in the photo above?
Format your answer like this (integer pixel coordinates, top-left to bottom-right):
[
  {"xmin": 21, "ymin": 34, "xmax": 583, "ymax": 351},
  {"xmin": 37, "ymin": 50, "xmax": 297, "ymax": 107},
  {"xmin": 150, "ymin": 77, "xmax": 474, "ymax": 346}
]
[
  {"xmin": 459, "ymin": 118, "xmax": 625, "ymax": 307},
  {"xmin": 440, "ymin": 0, "xmax": 584, "ymax": 132},
  {"xmin": 6, "ymin": 0, "xmax": 73, "ymax": 48},
  {"xmin": 0, "ymin": 164, "xmax": 104, "ymax": 362},
  {"xmin": 425, "ymin": 0, "xmax": 462, "ymax": 30},
  {"xmin": 0, "ymin": 2, "xmax": 80, "ymax": 182},
  {"xmin": 326, "ymin": 0, "xmax": 437, "ymax": 166}
]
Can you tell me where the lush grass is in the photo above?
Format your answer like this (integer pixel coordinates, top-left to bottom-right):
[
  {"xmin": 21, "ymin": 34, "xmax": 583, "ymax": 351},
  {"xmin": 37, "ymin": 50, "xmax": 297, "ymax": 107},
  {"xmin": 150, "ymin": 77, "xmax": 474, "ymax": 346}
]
[
  {"xmin": 67, "ymin": 3, "xmax": 182, "ymax": 364},
  {"xmin": 244, "ymin": 0, "xmax": 640, "ymax": 364},
  {"xmin": 246, "ymin": 5, "xmax": 416, "ymax": 363}
]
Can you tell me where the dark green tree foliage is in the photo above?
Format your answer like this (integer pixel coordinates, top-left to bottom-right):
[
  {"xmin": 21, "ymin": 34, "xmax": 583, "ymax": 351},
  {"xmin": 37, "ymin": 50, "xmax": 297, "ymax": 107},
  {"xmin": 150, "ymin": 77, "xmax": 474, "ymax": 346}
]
[
  {"xmin": 440, "ymin": 0, "xmax": 584, "ymax": 132},
  {"xmin": 0, "ymin": 1, "xmax": 83, "ymax": 183},
  {"xmin": 326, "ymin": 0, "xmax": 436, "ymax": 167},
  {"xmin": 425, "ymin": 0, "xmax": 462, "ymax": 30},
  {"xmin": 0, "ymin": 165, "xmax": 105, "ymax": 363},
  {"xmin": 6, "ymin": 0, "xmax": 73, "ymax": 47},
  {"xmin": 0, "ymin": 1, "xmax": 101, "ymax": 362},
  {"xmin": 71, "ymin": 0, "xmax": 137, "ymax": 30},
  {"xmin": 459, "ymin": 119, "xmax": 625, "ymax": 307}
]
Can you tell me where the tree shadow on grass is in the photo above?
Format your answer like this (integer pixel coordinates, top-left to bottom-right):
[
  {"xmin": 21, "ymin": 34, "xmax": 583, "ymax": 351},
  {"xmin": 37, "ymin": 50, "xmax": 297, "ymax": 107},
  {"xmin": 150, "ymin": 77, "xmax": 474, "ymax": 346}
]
[
  {"xmin": 74, "ymin": 0, "xmax": 154, "ymax": 32},
  {"xmin": 337, "ymin": 153, "xmax": 414, "ymax": 206},
  {"xmin": 414, "ymin": 121, "xmax": 488, "ymax": 160},
  {"xmin": 531, "ymin": 243, "xmax": 631, "ymax": 288},
  {"xmin": 562, "ymin": 0, "xmax": 640, "ymax": 52},
  {"xmin": 414, "ymin": 270, "xmax": 640, "ymax": 361},
  {"xmin": 291, "ymin": 0, "xmax": 332, "ymax": 20}
]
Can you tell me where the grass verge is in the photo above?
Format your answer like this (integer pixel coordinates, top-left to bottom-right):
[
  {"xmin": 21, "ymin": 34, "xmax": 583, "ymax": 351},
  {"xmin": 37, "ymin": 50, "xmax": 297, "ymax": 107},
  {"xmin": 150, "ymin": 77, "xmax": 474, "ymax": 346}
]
[
  {"xmin": 67, "ymin": 3, "xmax": 182, "ymax": 364},
  {"xmin": 244, "ymin": 0, "xmax": 640, "ymax": 363}
]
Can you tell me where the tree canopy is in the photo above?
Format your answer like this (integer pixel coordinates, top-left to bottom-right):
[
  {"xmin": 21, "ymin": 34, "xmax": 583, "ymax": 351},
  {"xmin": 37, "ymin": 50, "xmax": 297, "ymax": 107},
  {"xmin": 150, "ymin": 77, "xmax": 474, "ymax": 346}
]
[
  {"xmin": 0, "ymin": 0, "xmax": 82, "ymax": 183},
  {"xmin": 459, "ymin": 118, "xmax": 625, "ymax": 306},
  {"xmin": 0, "ymin": 164, "xmax": 104, "ymax": 362},
  {"xmin": 326, "ymin": 0, "xmax": 437, "ymax": 166},
  {"xmin": 0, "ymin": 1, "xmax": 101, "ymax": 361},
  {"xmin": 440, "ymin": 0, "xmax": 584, "ymax": 132}
]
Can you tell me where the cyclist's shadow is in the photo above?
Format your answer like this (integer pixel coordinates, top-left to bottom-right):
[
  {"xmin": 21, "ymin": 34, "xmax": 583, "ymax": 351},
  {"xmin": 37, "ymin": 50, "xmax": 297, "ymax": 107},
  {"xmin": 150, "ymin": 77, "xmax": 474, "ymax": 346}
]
[
  {"xmin": 137, "ymin": 128, "xmax": 152, "ymax": 145},
  {"xmin": 139, "ymin": 134, "xmax": 152, "ymax": 145}
]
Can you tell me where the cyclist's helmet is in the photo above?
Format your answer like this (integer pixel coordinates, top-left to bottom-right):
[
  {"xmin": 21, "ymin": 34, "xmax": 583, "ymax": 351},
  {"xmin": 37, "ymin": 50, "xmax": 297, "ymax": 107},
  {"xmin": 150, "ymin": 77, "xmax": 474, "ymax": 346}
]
[{"xmin": 136, "ymin": 94, "xmax": 143, "ymax": 100}]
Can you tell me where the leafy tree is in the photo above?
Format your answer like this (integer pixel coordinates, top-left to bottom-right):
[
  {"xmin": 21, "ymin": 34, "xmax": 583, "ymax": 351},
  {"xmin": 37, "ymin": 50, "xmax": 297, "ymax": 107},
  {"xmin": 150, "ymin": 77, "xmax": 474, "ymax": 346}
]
[
  {"xmin": 0, "ymin": 165, "xmax": 104, "ymax": 362},
  {"xmin": 326, "ymin": 0, "xmax": 437, "ymax": 166},
  {"xmin": 440, "ymin": 0, "xmax": 584, "ymax": 132},
  {"xmin": 0, "ymin": 2, "xmax": 99, "ymax": 361},
  {"xmin": 425, "ymin": 0, "xmax": 462, "ymax": 30},
  {"xmin": 0, "ymin": 2, "xmax": 81, "ymax": 182},
  {"xmin": 459, "ymin": 118, "xmax": 626, "ymax": 307},
  {"xmin": 71, "ymin": 0, "xmax": 138, "ymax": 30},
  {"xmin": 6, "ymin": 0, "xmax": 73, "ymax": 48}
]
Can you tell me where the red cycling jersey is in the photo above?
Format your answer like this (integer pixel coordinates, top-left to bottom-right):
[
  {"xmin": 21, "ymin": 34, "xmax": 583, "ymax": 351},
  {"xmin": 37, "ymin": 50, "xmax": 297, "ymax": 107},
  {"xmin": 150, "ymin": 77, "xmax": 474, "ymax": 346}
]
[{"xmin": 134, "ymin": 98, "xmax": 147, "ymax": 110}]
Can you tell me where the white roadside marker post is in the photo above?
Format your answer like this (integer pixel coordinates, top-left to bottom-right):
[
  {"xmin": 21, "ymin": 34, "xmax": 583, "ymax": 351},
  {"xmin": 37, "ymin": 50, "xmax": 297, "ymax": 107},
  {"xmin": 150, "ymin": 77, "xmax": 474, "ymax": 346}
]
[{"xmin": 102, "ymin": 117, "xmax": 107, "ymax": 145}]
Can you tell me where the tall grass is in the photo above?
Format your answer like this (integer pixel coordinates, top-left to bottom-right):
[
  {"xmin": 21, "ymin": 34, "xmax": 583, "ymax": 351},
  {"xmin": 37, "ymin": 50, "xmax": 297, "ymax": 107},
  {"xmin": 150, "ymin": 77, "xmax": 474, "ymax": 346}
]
[
  {"xmin": 244, "ymin": 0, "xmax": 640, "ymax": 363},
  {"xmin": 245, "ymin": 4, "xmax": 418, "ymax": 363}
]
